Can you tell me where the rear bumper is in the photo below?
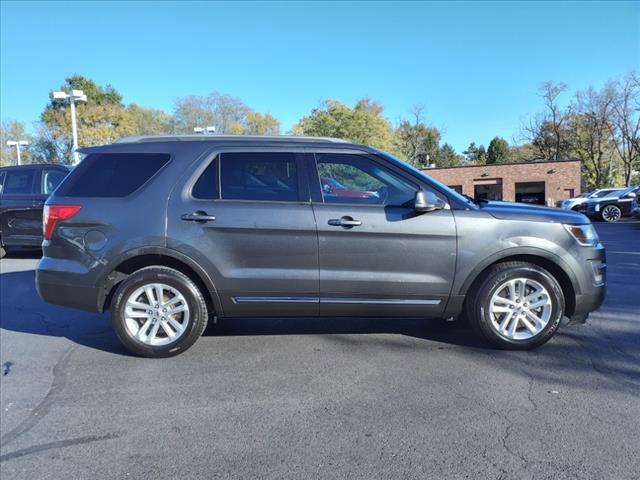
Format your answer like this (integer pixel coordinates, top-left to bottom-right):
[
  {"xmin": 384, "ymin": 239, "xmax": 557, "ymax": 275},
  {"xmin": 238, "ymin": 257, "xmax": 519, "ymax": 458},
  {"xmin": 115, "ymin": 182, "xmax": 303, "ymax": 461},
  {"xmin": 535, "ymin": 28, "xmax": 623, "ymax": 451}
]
[{"xmin": 36, "ymin": 258, "xmax": 102, "ymax": 313}]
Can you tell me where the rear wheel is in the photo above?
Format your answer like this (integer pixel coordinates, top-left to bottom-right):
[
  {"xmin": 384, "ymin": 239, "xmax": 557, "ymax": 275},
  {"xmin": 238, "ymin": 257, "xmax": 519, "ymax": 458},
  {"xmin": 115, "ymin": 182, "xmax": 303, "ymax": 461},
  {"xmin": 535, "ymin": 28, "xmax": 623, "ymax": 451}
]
[
  {"xmin": 601, "ymin": 204, "xmax": 622, "ymax": 223},
  {"xmin": 466, "ymin": 262, "xmax": 564, "ymax": 350},
  {"xmin": 111, "ymin": 266, "xmax": 208, "ymax": 357}
]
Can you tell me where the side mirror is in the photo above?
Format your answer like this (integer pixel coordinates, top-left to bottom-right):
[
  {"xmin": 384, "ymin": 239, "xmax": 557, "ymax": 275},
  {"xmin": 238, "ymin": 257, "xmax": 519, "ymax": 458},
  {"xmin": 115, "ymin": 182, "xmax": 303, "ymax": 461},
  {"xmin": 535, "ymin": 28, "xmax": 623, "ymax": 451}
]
[
  {"xmin": 627, "ymin": 192, "xmax": 636, "ymax": 198},
  {"xmin": 414, "ymin": 190, "xmax": 446, "ymax": 213}
]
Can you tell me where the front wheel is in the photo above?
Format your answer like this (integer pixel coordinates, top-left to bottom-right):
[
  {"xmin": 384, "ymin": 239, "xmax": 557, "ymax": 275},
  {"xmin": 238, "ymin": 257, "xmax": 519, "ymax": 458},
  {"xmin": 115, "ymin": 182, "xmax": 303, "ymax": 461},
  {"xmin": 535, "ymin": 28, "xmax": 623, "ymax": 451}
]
[
  {"xmin": 111, "ymin": 266, "xmax": 209, "ymax": 357},
  {"xmin": 466, "ymin": 262, "xmax": 564, "ymax": 350},
  {"xmin": 600, "ymin": 204, "xmax": 622, "ymax": 223}
]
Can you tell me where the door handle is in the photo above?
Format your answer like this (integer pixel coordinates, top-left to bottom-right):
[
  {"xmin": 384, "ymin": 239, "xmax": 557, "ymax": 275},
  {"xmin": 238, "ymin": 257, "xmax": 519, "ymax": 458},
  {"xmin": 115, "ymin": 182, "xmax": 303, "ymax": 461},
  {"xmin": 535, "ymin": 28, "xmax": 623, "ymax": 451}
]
[
  {"xmin": 181, "ymin": 211, "xmax": 216, "ymax": 222},
  {"xmin": 328, "ymin": 216, "xmax": 362, "ymax": 228}
]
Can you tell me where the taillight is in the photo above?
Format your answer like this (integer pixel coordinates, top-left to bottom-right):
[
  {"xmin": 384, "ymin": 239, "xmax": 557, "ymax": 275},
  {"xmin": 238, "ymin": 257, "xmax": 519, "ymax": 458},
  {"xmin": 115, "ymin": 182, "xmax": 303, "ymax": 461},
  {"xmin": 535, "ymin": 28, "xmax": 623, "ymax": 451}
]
[{"xmin": 43, "ymin": 205, "xmax": 81, "ymax": 240}]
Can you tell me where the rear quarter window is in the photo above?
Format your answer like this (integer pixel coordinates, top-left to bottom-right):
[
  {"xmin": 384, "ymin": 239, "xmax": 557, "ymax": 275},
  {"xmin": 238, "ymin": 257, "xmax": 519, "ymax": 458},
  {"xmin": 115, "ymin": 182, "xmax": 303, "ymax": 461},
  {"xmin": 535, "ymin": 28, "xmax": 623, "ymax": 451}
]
[{"xmin": 55, "ymin": 153, "xmax": 170, "ymax": 197}]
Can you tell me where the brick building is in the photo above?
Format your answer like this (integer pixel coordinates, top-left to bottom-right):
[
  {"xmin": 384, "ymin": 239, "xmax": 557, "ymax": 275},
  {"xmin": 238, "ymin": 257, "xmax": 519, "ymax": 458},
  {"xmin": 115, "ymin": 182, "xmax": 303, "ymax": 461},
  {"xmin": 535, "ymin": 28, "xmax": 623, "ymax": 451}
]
[{"xmin": 423, "ymin": 160, "xmax": 581, "ymax": 206}]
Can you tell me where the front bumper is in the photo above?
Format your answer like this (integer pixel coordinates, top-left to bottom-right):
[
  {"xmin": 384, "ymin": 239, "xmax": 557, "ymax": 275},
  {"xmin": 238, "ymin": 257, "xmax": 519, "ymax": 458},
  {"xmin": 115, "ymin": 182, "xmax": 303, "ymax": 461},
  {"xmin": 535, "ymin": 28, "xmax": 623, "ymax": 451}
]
[{"xmin": 566, "ymin": 244, "xmax": 606, "ymax": 323}]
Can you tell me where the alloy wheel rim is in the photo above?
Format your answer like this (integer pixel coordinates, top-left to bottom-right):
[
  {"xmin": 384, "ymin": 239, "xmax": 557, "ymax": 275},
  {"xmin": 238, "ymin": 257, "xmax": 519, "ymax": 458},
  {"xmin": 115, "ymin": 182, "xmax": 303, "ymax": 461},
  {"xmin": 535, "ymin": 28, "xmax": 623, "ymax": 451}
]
[
  {"xmin": 489, "ymin": 277, "xmax": 552, "ymax": 340},
  {"xmin": 124, "ymin": 283, "xmax": 190, "ymax": 346},
  {"xmin": 602, "ymin": 205, "xmax": 621, "ymax": 222}
]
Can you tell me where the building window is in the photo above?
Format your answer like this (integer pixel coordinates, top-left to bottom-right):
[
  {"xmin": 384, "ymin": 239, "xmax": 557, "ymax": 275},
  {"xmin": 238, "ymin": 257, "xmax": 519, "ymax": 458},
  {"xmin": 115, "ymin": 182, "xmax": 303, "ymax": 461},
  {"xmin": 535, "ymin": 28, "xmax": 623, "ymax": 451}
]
[{"xmin": 449, "ymin": 185, "xmax": 463, "ymax": 194}]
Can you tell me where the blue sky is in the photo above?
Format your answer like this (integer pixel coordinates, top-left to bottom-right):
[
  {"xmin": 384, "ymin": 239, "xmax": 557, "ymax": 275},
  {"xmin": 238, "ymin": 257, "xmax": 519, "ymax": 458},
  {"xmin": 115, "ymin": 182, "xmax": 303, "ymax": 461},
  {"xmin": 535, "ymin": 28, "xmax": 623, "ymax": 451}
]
[{"xmin": 1, "ymin": 1, "xmax": 639, "ymax": 152}]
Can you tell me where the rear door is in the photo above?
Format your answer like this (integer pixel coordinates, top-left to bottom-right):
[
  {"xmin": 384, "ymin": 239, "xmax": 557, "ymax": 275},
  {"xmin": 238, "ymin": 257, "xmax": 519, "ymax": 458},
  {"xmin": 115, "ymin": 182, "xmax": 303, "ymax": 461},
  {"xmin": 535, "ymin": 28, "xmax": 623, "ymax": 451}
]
[
  {"xmin": 0, "ymin": 167, "xmax": 43, "ymax": 247},
  {"xmin": 308, "ymin": 150, "xmax": 457, "ymax": 317},
  {"xmin": 167, "ymin": 148, "xmax": 319, "ymax": 317}
]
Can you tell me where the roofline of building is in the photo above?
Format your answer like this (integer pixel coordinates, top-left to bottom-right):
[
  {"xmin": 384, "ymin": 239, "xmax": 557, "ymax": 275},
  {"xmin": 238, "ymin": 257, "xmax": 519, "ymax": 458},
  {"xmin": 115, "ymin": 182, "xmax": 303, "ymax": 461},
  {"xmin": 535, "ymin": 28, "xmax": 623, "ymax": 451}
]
[{"xmin": 423, "ymin": 159, "xmax": 581, "ymax": 170}]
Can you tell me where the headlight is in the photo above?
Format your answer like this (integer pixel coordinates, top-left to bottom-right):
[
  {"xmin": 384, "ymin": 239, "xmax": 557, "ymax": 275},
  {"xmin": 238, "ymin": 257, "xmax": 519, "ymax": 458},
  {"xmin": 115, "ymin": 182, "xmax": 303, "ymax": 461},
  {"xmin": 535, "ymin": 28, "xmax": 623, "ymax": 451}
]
[
  {"xmin": 594, "ymin": 203, "xmax": 600, "ymax": 212},
  {"xmin": 564, "ymin": 224, "xmax": 600, "ymax": 247}
]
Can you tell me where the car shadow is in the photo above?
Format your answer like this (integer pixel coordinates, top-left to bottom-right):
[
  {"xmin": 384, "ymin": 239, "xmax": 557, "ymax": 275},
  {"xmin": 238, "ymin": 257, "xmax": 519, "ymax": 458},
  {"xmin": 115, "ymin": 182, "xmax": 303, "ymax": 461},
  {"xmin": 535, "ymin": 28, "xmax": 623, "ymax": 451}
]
[
  {"xmin": 2, "ymin": 247, "xmax": 42, "ymax": 260},
  {"xmin": 1, "ymin": 268, "xmax": 638, "ymax": 396},
  {"xmin": 0, "ymin": 269, "xmax": 486, "ymax": 358}
]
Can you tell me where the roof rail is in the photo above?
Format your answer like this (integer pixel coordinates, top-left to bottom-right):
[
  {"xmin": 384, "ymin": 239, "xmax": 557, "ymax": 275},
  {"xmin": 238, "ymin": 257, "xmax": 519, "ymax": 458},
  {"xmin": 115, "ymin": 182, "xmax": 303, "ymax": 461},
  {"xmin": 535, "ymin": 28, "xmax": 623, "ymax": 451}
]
[{"xmin": 115, "ymin": 134, "xmax": 350, "ymax": 144}]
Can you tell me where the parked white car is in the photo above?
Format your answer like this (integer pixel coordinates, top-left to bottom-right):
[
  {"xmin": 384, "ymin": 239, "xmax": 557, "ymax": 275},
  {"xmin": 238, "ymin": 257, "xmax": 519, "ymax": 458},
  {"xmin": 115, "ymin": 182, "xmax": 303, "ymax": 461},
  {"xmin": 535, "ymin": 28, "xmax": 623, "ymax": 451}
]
[{"xmin": 560, "ymin": 188, "xmax": 625, "ymax": 210}]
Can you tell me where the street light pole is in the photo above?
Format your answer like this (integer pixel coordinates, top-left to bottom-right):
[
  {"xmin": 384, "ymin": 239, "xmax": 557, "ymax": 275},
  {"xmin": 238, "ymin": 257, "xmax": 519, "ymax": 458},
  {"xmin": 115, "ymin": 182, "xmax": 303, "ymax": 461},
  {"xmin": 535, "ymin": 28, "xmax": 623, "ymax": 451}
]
[
  {"xmin": 51, "ymin": 89, "xmax": 87, "ymax": 164},
  {"xmin": 69, "ymin": 95, "xmax": 79, "ymax": 164},
  {"xmin": 6, "ymin": 140, "xmax": 29, "ymax": 165}
]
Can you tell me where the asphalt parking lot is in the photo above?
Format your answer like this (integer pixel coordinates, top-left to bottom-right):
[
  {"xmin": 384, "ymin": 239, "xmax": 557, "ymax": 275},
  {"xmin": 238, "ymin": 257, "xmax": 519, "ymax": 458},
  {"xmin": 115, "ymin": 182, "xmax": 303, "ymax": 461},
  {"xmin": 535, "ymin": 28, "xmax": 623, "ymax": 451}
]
[{"xmin": 1, "ymin": 222, "xmax": 639, "ymax": 479}]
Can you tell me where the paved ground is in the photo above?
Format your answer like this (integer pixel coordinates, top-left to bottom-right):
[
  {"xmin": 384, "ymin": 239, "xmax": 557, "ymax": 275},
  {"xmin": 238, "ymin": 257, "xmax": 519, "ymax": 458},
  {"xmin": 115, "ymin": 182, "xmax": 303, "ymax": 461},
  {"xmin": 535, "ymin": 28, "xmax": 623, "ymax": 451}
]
[{"xmin": 1, "ymin": 222, "xmax": 639, "ymax": 479}]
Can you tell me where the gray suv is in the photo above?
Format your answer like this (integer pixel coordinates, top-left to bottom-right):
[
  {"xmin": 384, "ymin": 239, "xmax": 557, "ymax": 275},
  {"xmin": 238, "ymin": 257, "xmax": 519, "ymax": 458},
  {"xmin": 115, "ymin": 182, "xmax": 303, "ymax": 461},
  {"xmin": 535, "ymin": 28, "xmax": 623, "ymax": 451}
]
[{"xmin": 36, "ymin": 136, "xmax": 606, "ymax": 357}]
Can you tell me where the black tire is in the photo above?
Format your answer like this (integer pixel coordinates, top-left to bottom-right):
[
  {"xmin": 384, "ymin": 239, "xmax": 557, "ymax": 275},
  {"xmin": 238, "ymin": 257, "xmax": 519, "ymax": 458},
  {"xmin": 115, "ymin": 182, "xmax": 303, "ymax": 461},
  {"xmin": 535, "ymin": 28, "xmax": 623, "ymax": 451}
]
[
  {"xmin": 466, "ymin": 261, "xmax": 564, "ymax": 350},
  {"xmin": 111, "ymin": 266, "xmax": 208, "ymax": 358},
  {"xmin": 600, "ymin": 204, "xmax": 622, "ymax": 223},
  {"xmin": 0, "ymin": 245, "xmax": 5, "ymax": 259}
]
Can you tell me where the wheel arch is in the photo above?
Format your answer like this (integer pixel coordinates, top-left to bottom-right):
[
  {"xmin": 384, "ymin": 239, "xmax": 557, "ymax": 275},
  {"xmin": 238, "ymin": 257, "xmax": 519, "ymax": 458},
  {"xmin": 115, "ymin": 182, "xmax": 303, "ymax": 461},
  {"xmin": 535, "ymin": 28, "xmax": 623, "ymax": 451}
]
[
  {"xmin": 99, "ymin": 247, "xmax": 223, "ymax": 316},
  {"xmin": 458, "ymin": 251, "xmax": 578, "ymax": 318}
]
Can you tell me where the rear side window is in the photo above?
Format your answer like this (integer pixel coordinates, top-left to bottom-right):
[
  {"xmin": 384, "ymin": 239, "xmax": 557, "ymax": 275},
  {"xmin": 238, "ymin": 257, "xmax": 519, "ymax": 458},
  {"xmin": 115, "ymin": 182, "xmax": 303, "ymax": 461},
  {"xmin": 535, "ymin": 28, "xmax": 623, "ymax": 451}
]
[
  {"xmin": 220, "ymin": 152, "xmax": 298, "ymax": 202},
  {"xmin": 192, "ymin": 156, "xmax": 219, "ymax": 200},
  {"xmin": 2, "ymin": 169, "xmax": 38, "ymax": 195},
  {"xmin": 56, "ymin": 153, "xmax": 170, "ymax": 197},
  {"xmin": 42, "ymin": 169, "xmax": 68, "ymax": 194}
]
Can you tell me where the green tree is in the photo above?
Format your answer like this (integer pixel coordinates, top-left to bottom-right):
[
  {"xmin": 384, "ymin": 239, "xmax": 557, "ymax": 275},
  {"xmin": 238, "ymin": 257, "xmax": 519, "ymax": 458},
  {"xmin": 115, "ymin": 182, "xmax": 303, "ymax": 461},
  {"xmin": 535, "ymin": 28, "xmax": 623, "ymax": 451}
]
[
  {"xmin": 463, "ymin": 142, "xmax": 479, "ymax": 163},
  {"xmin": 40, "ymin": 75, "xmax": 134, "ymax": 163},
  {"xmin": 477, "ymin": 144, "xmax": 487, "ymax": 164},
  {"xmin": 243, "ymin": 112, "xmax": 280, "ymax": 135},
  {"xmin": 173, "ymin": 92, "xmax": 250, "ymax": 134},
  {"xmin": 1, "ymin": 120, "xmax": 33, "ymax": 166},
  {"xmin": 509, "ymin": 143, "xmax": 537, "ymax": 163},
  {"xmin": 394, "ymin": 106, "xmax": 441, "ymax": 167},
  {"xmin": 127, "ymin": 104, "xmax": 174, "ymax": 135},
  {"xmin": 487, "ymin": 137, "xmax": 510, "ymax": 164},
  {"xmin": 293, "ymin": 98, "xmax": 394, "ymax": 151},
  {"xmin": 435, "ymin": 143, "xmax": 460, "ymax": 167}
]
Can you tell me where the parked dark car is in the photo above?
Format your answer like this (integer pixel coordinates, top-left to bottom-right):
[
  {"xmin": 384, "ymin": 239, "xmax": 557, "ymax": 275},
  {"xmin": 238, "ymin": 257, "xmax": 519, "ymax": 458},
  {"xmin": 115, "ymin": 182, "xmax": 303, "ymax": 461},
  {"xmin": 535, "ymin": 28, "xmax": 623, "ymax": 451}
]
[
  {"xmin": 578, "ymin": 185, "xmax": 640, "ymax": 222},
  {"xmin": 36, "ymin": 136, "xmax": 605, "ymax": 357},
  {"xmin": 0, "ymin": 163, "xmax": 71, "ymax": 258}
]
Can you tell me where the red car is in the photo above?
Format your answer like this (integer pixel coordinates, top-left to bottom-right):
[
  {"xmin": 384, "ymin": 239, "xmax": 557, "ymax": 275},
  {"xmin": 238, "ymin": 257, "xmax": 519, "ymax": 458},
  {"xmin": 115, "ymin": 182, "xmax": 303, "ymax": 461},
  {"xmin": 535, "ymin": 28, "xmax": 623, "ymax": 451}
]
[{"xmin": 321, "ymin": 177, "xmax": 374, "ymax": 198}]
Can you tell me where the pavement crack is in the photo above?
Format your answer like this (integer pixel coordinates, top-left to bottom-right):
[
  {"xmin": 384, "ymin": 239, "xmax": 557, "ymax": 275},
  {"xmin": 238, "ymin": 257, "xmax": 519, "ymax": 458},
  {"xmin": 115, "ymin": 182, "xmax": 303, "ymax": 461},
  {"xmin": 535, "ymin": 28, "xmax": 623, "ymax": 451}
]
[
  {"xmin": 0, "ymin": 433, "xmax": 120, "ymax": 463},
  {"xmin": 0, "ymin": 344, "xmax": 78, "ymax": 447}
]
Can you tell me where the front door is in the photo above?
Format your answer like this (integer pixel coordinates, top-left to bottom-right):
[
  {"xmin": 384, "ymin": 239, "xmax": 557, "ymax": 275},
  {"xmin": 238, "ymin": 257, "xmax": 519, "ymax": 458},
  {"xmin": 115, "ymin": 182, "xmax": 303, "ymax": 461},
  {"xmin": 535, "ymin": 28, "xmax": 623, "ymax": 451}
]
[
  {"xmin": 167, "ymin": 149, "xmax": 319, "ymax": 317},
  {"xmin": 309, "ymin": 152, "xmax": 457, "ymax": 317}
]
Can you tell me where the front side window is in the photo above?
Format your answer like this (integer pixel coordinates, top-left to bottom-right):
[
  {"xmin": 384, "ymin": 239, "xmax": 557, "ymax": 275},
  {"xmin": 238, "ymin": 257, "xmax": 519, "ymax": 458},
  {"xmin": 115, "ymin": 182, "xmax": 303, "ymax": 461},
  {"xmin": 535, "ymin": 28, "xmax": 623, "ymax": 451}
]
[
  {"xmin": 220, "ymin": 152, "xmax": 298, "ymax": 202},
  {"xmin": 316, "ymin": 154, "xmax": 417, "ymax": 206},
  {"xmin": 3, "ymin": 169, "xmax": 37, "ymax": 195}
]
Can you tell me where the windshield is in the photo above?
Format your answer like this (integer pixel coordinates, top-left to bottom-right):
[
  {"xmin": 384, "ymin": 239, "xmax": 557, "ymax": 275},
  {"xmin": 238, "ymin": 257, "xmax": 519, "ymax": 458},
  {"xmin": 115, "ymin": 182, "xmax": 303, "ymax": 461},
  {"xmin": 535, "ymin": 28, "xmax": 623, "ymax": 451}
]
[
  {"xmin": 373, "ymin": 149, "xmax": 477, "ymax": 208},
  {"xmin": 613, "ymin": 186, "xmax": 638, "ymax": 198},
  {"xmin": 598, "ymin": 189, "xmax": 622, "ymax": 198}
]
